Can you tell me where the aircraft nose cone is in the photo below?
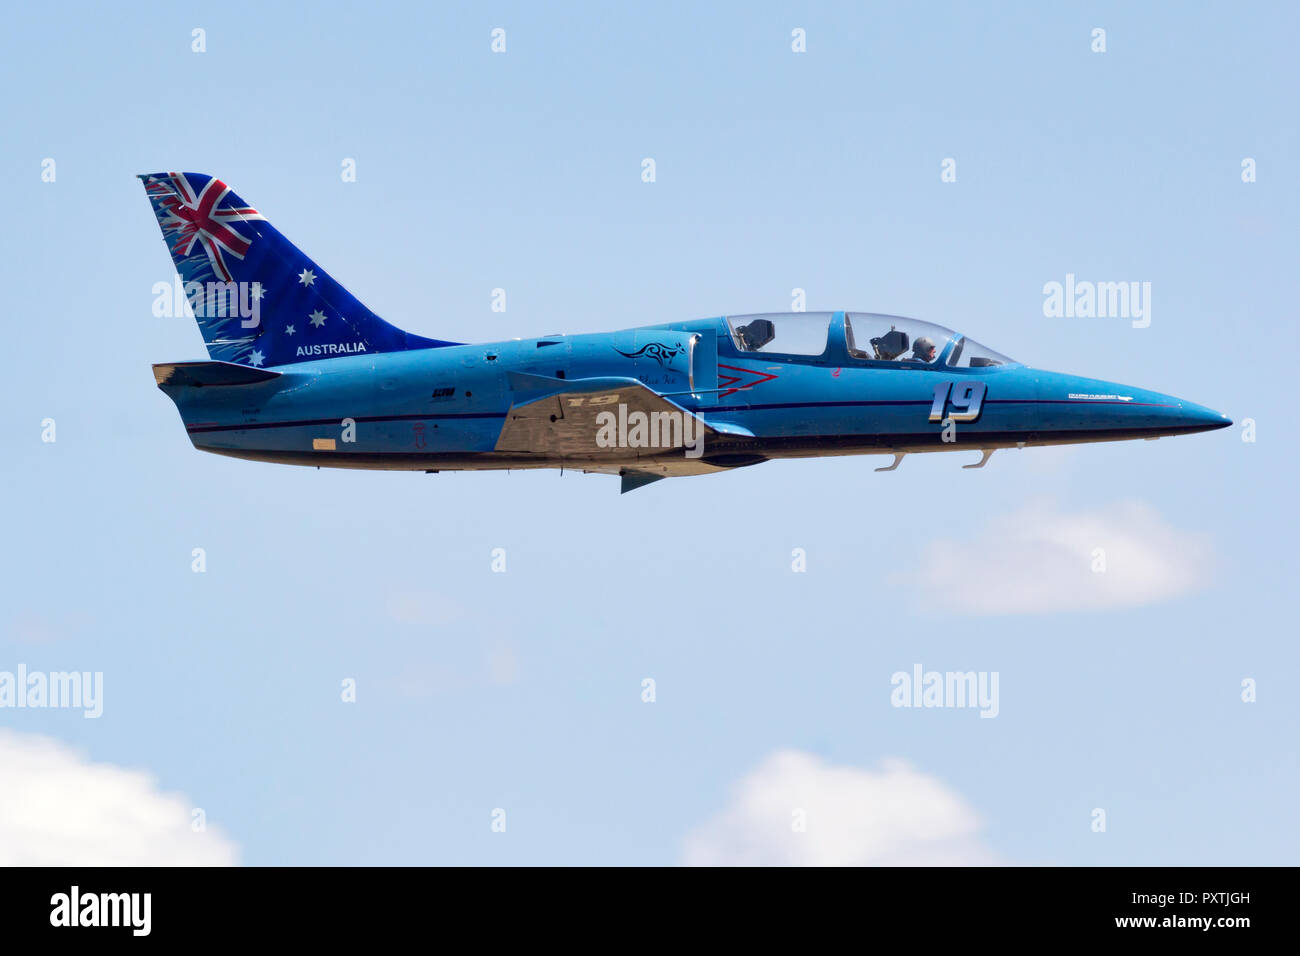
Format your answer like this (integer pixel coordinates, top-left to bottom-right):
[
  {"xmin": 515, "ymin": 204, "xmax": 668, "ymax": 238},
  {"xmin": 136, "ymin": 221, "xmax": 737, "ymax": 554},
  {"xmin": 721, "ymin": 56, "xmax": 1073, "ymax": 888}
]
[
  {"xmin": 1172, "ymin": 399, "xmax": 1232, "ymax": 432},
  {"xmin": 1151, "ymin": 391, "xmax": 1231, "ymax": 433},
  {"xmin": 1037, "ymin": 371, "xmax": 1231, "ymax": 441}
]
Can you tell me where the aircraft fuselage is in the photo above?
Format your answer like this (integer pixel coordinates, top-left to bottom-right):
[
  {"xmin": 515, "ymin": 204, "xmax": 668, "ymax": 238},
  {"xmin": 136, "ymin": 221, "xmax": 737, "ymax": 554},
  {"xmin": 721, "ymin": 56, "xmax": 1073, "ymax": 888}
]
[{"xmin": 158, "ymin": 311, "xmax": 1231, "ymax": 483}]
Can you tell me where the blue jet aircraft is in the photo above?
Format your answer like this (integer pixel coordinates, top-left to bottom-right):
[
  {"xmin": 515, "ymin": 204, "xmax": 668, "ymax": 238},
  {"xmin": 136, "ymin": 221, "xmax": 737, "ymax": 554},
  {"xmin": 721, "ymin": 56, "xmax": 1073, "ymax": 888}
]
[{"xmin": 142, "ymin": 173, "xmax": 1231, "ymax": 493}]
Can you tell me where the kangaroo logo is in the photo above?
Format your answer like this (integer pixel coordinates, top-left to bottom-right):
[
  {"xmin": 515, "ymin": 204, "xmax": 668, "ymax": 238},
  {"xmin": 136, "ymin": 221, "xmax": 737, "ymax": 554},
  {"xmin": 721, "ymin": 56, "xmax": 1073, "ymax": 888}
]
[{"xmin": 613, "ymin": 342, "xmax": 684, "ymax": 367}]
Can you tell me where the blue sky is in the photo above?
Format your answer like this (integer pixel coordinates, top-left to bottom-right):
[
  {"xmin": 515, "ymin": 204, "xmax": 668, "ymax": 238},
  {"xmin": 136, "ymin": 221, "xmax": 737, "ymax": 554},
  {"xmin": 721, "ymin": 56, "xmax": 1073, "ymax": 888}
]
[{"xmin": 1, "ymin": 1, "xmax": 1296, "ymax": 865}]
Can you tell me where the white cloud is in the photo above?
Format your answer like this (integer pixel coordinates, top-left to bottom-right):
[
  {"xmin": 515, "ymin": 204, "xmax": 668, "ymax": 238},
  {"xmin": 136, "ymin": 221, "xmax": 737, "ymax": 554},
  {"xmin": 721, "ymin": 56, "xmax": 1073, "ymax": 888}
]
[
  {"xmin": 683, "ymin": 750, "xmax": 1000, "ymax": 866},
  {"xmin": 0, "ymin": 730, "xmax": 239, "ymax": 865},
  {"xmin": 893, "ymin": 499, "xmax": 1210, "ymax": 615}
]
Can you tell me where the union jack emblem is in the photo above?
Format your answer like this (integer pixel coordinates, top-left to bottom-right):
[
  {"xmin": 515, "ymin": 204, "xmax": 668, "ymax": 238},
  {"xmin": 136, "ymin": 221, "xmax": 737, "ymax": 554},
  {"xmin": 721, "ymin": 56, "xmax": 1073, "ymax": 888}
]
[{"xmin": 144, "ymin": 173, "xmax": 266, "ymax": 281}]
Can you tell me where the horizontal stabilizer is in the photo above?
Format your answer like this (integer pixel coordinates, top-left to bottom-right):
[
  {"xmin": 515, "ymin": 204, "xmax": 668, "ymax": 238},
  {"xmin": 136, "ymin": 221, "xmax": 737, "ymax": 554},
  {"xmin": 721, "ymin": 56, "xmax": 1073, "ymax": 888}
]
[{"xmin": 153, "ymin": 360, "xmax": 283, "ymax": 388}]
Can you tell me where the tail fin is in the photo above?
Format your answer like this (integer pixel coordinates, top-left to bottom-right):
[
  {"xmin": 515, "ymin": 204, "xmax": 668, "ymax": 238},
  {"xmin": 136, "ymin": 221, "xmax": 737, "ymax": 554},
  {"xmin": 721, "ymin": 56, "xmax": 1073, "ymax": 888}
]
[{"xmin": 139, "ymin": 172, "xmax": 459, "ymax": 368}]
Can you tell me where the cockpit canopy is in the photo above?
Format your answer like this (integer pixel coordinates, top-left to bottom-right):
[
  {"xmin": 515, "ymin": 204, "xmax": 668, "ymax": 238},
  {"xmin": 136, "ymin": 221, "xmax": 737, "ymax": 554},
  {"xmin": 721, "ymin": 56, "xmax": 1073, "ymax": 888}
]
[
  {"xmin": 728, "ymin": 312, "xmax": 833, "ymax": 355},
  {"xmin": 845, "ymin": 313, "xmax": 1014, "ymax": 368},
  {"xmin": 724, "ymin": 312, "xmax": 1016, "ymax": 367}
]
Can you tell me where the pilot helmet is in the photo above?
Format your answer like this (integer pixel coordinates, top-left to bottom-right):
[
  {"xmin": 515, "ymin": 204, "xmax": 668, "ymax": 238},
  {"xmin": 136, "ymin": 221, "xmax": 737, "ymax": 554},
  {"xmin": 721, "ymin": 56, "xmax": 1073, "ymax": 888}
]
[{"xmin": 914, "ymin": 336, "xmax": 936, "ymax": 359}]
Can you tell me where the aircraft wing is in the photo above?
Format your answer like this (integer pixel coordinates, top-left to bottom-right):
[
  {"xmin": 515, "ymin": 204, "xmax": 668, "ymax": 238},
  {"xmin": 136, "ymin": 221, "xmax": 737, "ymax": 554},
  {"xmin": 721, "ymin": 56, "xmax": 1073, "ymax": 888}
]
[{"xmin": 494, "ymin": 372, "xmax": 722, "ymax": 462}]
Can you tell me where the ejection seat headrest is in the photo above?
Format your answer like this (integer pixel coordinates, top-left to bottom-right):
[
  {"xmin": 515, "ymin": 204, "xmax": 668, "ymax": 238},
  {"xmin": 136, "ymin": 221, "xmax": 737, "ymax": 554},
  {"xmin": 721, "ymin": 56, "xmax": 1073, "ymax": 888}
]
[
  {"xmin": 737, "ymin": 318, "xmax": 776, "ymax": 351},
  {"xmin": 870, "ymin": 329, "xmax": 909, "ymax": 361}
]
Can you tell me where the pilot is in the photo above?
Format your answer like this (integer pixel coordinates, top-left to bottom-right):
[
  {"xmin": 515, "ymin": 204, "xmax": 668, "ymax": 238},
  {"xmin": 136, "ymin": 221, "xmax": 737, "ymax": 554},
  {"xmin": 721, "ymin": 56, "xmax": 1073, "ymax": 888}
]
[{"xmin": 911, "ymin": 336, "xmax": 938, "ymax": 364}]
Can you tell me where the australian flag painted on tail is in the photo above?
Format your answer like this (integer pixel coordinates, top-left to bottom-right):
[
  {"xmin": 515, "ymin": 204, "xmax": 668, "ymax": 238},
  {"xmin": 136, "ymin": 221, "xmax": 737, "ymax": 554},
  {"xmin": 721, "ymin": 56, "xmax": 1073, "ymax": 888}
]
[{"xmin": 139, "ymin": 172, "xmax": 459, "ymax": 368}]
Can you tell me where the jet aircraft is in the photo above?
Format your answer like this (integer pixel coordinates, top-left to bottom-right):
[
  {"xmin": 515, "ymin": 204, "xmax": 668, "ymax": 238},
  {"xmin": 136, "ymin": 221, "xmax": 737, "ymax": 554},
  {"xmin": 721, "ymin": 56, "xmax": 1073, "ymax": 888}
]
[{"xmin": 142, "ymin": 172, "xmax": 1231, "ymax": 493}]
